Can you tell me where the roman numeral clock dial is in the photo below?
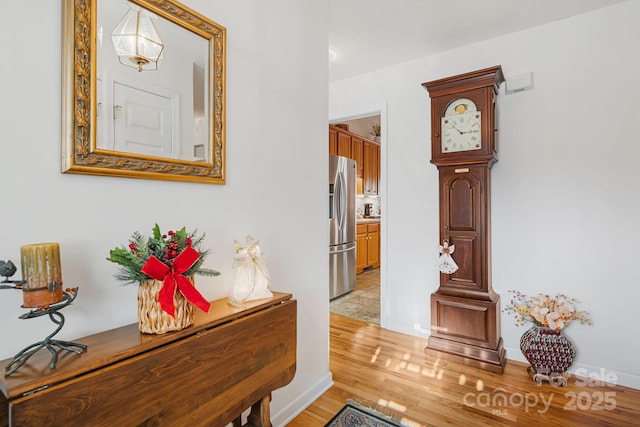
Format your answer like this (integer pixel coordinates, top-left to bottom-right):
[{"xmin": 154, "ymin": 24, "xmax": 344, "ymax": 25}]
[{"xmin": 441, "ymin": 98, "xmax": 482, "ymax": 152}]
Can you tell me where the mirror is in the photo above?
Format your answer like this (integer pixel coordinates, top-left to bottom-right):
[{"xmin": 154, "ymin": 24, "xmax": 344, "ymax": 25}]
[{"xmin": 62, "ymin": 0, "xmax": 226, "ymax": 184}]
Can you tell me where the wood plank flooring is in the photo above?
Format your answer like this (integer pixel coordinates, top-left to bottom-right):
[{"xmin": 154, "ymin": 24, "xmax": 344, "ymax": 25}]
[{"xmin": 287, "ymin": 314, "xmax": 640, "ymax": 426}]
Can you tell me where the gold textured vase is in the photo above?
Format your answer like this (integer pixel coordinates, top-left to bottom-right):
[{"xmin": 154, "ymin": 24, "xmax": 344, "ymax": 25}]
[{"xmin": 138, "ymin": 278, "xmax": 194, "ymax": 334}]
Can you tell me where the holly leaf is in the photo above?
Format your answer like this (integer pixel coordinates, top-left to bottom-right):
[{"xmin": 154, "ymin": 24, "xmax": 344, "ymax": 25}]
[
  {"xmin": 107, "ymin": 247, "xmax": 132, "ymax": 264},
  {"xmin": 152, "ymin": 224, "xmax": 162, "ymax": 240}
]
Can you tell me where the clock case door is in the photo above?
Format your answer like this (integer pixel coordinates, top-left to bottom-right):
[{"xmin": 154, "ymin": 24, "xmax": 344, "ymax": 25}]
[{"xmin": 439, "ymin": 165, "xmax": 491, "ymax": 298}]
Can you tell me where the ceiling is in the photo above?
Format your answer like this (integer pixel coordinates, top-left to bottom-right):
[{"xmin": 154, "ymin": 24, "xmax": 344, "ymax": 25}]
[{"xmin": 328, "ymin": 0, "xmax": 629, "ymax": 81}]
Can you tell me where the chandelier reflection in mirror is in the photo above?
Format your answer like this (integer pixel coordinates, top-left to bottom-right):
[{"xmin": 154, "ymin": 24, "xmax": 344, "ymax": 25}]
[{"xmin": 111, "ymin": 6, "xmax": 164, "ymax": 72}]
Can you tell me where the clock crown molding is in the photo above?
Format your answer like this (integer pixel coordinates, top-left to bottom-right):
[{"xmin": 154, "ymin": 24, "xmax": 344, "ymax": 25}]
[{"xmin": 422, "ymin": 65, "xmax": 504, "ymax": 98}]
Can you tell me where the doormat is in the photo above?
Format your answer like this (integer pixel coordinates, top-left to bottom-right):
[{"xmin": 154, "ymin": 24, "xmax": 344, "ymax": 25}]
[{"xmin": 324, "ymin": 401, "xmax": 402, "ymax": 426}]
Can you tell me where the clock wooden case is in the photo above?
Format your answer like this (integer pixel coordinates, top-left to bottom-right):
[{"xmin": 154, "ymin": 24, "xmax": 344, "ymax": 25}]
[{"xmin": 422, "ymin": 66, "xmax": 506, "ymax": 373}]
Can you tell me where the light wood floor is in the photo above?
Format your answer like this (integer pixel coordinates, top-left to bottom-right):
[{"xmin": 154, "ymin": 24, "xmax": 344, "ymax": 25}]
[{"xmin": 288, "ymin": 314, "xmax": 640, "ymax": 426}]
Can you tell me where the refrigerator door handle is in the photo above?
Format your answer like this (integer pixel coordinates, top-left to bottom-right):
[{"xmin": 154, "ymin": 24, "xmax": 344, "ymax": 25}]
[
  {"xmin": 329, "ymin": 183, "xmax": 334, "ymax": 220},
  {"xmin": 336, "ymin": 171, "xmax": 346, "ymax": 231},
  {"xmin": 330, "ymin": 245, "xmax": 355, "ymax": 254},
  {"xmin": 335, "ymin": 172, "xmax": 341, "ymax": 229}
]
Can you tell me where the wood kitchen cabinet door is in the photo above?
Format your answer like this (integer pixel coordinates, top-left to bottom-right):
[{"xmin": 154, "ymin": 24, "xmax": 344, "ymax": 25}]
[
  {"xmin": 356, "ymin": 222, "xmax": 380, "ymax": 274},
  {"xmin": 337, "ymin": 132, "xmax": 351, "ymax": 158},
  {"xmin": 364, "ymin": 141, "xmax": 380, "ymax": 195},
  {"xmin": 366, "ymin": 223, "xmax": 380, "ymax": 268},
  {"xmin": 351, "ymin": 136, "xmax": 364, "ymax": 178},
  {"xmin": 356, "ymin": 224, "xmax": 367, "ymax": 274},
  {"xmin": 329, "ymin": 127, "xmax": 337, "ymax": 155}
]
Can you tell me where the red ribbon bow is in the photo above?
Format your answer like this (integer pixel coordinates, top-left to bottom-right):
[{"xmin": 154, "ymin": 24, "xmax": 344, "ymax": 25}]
[{"xmin": 141, "ymin": 246, "xmax": 211, "ymax": 317}]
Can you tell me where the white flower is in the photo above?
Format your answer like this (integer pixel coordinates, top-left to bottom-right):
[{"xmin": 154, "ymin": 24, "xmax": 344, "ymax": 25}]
[
  {"xmin": 531, "ymin": 306, "xmax": 548, "ymax": 324},
  {"xmin": 547, "ymin": 311, "xmax": 565, "ymax": 330},
  {"xmin": 503, "ymin": 291, "xmax": 592, "ymax": 331}
]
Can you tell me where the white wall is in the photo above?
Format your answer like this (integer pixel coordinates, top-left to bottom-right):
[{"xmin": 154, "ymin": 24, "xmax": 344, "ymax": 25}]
[
  {"xmin": 0, "ymin": 1, "xmax": 331, "ymax": 424},
  {"xmin": 330, "ymin": 1, "xmax": 640, "ymax": 389}
]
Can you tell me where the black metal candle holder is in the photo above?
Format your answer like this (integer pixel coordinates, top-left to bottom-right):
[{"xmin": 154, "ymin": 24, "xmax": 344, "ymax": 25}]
[
  {"xmin": 5, "ymin": 287, "xmax": 87, "ymax": 377},
  {"xmin": 0, "ymin": 259, "xmax": 22, "ymax": 289}
]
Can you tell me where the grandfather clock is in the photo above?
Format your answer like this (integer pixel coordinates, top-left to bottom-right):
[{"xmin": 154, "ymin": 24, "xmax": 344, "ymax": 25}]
[{"xmin": 422, "ymin": 66, "xmax": 506, "ymax": 373}]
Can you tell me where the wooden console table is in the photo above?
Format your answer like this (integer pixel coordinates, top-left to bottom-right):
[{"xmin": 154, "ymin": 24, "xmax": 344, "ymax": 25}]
[{"xmin": 0, "ymin": 292, "xmax": 296, "ymax": 426}]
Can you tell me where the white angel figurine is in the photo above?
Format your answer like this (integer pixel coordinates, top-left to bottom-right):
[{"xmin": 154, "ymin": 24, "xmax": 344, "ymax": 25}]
[
  {"xmin": 438, "ymin": 240, "xmax": 458, "ymax": 274},
  {"xmin": 229, "ymin": 235, "xmax": 273, "ymax": 305}
]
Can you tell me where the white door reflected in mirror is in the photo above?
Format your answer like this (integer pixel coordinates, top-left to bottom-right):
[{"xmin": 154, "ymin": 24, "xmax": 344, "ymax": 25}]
[{"xmin": 113, "ymin": 82, "xmax": 176, "ymax": 158}]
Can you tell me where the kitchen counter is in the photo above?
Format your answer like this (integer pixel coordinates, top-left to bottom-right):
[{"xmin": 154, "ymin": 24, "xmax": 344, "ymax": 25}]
[{"xmin": 357, "ymin": 217, "xmax": 381, "ymax": 224}]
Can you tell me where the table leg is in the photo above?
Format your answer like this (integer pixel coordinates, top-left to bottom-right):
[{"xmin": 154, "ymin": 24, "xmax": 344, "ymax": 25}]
[{"xmin": 246, "ymin": 394, "xmax": 271, "ymax": 427}]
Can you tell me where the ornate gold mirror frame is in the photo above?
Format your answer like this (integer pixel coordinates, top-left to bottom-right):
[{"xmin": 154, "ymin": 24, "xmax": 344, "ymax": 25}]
[{"xmin": 61, "ymin": 0, "xmax": 226, "ymax": 184}]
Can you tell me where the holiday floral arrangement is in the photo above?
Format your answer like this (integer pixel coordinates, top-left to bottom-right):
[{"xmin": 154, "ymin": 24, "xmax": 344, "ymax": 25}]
[
  {"xmin": 107, "ymin": 224, "xmax": 219, "ymax": 317},
  {"xmin": 504, "ymin": 291, "xmax": 591, "ymax": 331}
]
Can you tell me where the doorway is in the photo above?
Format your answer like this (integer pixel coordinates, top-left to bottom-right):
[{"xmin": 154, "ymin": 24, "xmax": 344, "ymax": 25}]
[{"xmin": 329, "ymin": 113, "xmax": 383, "ymax": 325}]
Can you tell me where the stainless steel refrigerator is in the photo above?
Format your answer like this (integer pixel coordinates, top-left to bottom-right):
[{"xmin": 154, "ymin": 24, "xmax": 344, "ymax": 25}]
[{"xmin": 329, "ymin": 154, "xmax": 356, "ymax": 299}]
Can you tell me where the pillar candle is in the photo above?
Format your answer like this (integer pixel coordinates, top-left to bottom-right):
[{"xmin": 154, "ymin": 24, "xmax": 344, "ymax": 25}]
[{"xmin": 20, "ymin": 243, "xmax": 63, "ymax": 291}]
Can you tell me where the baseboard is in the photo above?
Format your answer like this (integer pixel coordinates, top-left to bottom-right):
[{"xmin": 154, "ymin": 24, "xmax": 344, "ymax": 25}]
[
  {"xmin": 504, "ymin": 344, "xmax": 640, "ymax": 391},
  {"xmin": 271, "ymin": 371, "xmax": 334, "ymax": 427},
  {"xmin": 382, "ymin": 318, "xmax": 430, "ymax": 339}
]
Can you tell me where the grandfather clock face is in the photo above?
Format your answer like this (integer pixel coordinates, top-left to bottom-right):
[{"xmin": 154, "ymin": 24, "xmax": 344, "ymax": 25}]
[
  {"xmin": 441, "ymin": 98, "xmax": 482, "ymax": 153},
  {"xmin": 429, "ymin": 85, "xmax": 497, "ymax": 166}
]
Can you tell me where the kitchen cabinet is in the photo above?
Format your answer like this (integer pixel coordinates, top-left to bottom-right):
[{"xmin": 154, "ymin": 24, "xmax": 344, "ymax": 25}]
[
  {"xmin": 337, "ymin": 132, "xmax": 351, "ymax": 158},
  {"xmin": 356, "ymin": 222, "xmax": 380, "ymax": 274},
  {"xmin": 364, "ymin": 141, "xmax": 379, "ymax": 195},
  {"xmin": 351, "ymin": 136, "xmax": 364, "ymax": 178},
  {"xmin": 329, "ymin": 126, "xmax": 337, "ymax": 155},
  {"xmin": 356, "ymin": 225, "xmax": 367, "ymax": 273},
  {"xmin": 366, "ymin": 223, "xmax": 380, "ymax": 269},
  {"xmin": 329, "ymin": 125, "xmax": 380, "ymax": 195}
]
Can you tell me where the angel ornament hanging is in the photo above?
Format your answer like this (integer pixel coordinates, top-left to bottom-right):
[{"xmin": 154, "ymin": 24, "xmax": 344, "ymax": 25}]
[
  {"xmin": 438, "ymin": 240, "xmax": 458, "ymax": 274},
  {"xmin": 229, "ymin": 235, "xmax": 273, "ymax": 306}
]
